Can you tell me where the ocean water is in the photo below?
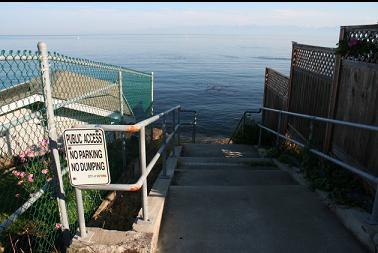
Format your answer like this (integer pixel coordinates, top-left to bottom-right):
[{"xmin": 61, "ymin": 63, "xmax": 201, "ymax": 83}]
[{"xmin": 0, "ymin": 34, "xmax": 336, "ymax": 139}]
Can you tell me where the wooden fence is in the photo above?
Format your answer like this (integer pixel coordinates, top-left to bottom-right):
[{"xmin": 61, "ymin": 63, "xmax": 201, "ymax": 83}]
[
  {"xmin": 329, "ymin": 24, "xmax": 378, "ymax": 175},
  {"xmin": 262, "ymin": 68, "xmax": 289, "ymax": 132},
  {"xmin": 262, "ymin": 24, "xmax": 378, "ymax": 176},
  {"xmin": 287, "ymin": 43, "xmax": 335, "ymax": 148}
]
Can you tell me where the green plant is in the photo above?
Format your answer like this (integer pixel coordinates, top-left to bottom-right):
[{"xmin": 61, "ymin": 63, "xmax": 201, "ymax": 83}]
[
  {"xmin": 268, "ymin": 142, "xmax": 374, "ymax": 212},
  {"xmin": 232, "ymin": 120, "xmax": 275, "ymax": 146},
  {"xmin": 265, "ymin": 147, "xmax": 280, "ymax": 158},
  {"xmin": 336, "ymin": 37, "xmax": 378, "ymax": 58}
]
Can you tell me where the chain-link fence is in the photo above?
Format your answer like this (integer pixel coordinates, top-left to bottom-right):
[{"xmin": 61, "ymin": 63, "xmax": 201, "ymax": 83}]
[{"xmin": 0, "ymin": 43, "xmax": 153, "ymax": 252}]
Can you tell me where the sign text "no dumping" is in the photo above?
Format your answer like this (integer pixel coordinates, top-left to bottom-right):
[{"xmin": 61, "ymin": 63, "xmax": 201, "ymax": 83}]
[{"xmin": 63, "ymin": 128, "xmax": 110, "ymax": 186}]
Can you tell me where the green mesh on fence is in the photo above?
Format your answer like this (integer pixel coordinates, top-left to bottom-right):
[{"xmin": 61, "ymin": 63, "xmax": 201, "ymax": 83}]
[
  {"xmin": 122, "ymin": 72, "xmax": 152, "ymax": 121},
  {"xmin": 0, "ymin": 48, "xmax": 153, "ymax": 252}
]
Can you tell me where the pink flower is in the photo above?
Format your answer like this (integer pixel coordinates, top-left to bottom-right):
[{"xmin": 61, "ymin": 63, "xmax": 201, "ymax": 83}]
[
  {"xmin": 26, "ymin": 150, "xmax": 35, "ymax": 158},
  {"xmin": 40, "ymin": 138, "xmax": 49, "ymax": 152},
  {"xmin": 40, "ymin": 138, "xmax": 49, "ymax": 146},
  {"xmin": 19, "ymin": 172, "xmax": 26, "ymax": 178},
  {"xmin": 17, "ymin": 180, "xmax": 23, "ymax": 185},
  {"xmin": 27, "ymin": 174, "xmax": 34, "ymax": 182},
  {"xmin": 42, "ymin": 169, "xmax": 49, "ymax": 175},
  {"xmin": 55, "ymin": 223, "xmax": 62, "ymax": 230},
  {"xmin": 19, "ymin": 152, "xmax": 27, "ymax": 162},
  {"xmin": 12, "ymin": 170, "xmax": 20, "ymax": 177},
  {"xmin": 348, "ymin": 38, "xmax": 359, "ymax": 48}
]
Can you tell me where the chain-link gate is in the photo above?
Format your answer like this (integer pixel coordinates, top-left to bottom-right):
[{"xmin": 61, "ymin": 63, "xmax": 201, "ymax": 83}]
[{"xmin": 0, "ymin": 42, "xmax": 153, "ymax": 252}]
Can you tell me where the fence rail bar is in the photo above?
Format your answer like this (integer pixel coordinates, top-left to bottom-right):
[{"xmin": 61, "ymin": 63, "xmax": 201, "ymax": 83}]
[
  {"xmin": 0, "ymin": 54, "xmax": 152, "ymax": 77},
  {"xmin": 49, "ymin": 55, "xmax": 152, "ymax": 77},
  {"xmin": 0, "ymin": 184, "xmax": 48, "ymax": 233},
  {"xmin": 261, "ymin": 107, "xmax": 378, "ymax": 132},
  {"xmin": 0, "ymin": 55, "xmax": 39, "ymax": 61},
  {"xmin": 53, "ymin": 82, "xmax": 119, "ymax": 110},
  {"xmin": 0, "ymin": 168, "xmax": 68, "ymax": 233}
]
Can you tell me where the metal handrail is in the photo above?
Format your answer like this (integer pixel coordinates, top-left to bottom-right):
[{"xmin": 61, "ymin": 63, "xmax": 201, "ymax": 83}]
[
  {"xmin": 247, "ymin": 107, "xmax": 378, "ymax": 224},
  {"xmin": 180, "ymin": 110, "xmax": 197, "ymax": 143},
  {"xmin": 72, "ymin": 105, "xmax": 197, "ymax": 237},
  {"xmin": 228, "ymin": 109, "xmax": 261, "ymax": 144}
]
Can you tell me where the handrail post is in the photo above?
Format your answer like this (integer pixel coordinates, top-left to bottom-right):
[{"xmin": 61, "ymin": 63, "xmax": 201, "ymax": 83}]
[
  {"xmin": 139, "ymin": 126, "xmax": 149, "ymax": 221},
  {"xmin": 75, "ymin": 188, "xmax": 87, "ymax": 238},
  {"xmin": 243, "ymin": 113, "xmax": 246, "ymax": 139},
  {"xmin": 276, "ymin": 111, "xmax": 282, "ymax": 147},
  {"xmin": 161, "ymin": 115, "xmax": 168, "ymax": 178},
  {"xmin": 172, "ymin": 109, "xmax": 176, "ymax": 156},
  {"xmin": 193, "ymin": 112, "xmax": 197, "ymax": 143},
  {"xmin": 258, "ymin": 127, "xmax": 262, "ymax": 147}
]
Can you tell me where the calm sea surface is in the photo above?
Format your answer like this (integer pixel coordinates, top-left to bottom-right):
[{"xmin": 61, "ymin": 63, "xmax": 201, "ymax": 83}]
[{"xmin": 0, "ymin": 34, "xmax": 336, "ymax": 139}]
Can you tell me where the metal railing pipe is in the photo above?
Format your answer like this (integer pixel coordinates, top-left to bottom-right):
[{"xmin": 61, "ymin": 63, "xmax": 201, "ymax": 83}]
[{"xmin": 261, "ymin": 107, "xmax": 378, "ymax": 132}]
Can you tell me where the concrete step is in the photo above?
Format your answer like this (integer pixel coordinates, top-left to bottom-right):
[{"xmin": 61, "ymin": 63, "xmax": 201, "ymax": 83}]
[
  {"xmin": 179, "ymin": 157, "xmax": 273, "ymax": 166},
  {"xmin": 171, "ymin": 169, "xmax": 297, "ymax": 186},
  {"xmin": 177, "ymin": 164, "xmax": 279, "ymax": 171},
  {"xmin": 182, "ymin": 144, "xmax": 259, "ymax": 158},
  {"xmin": 158, "ymin": 185, "xmax": 366, "ymax": 253}
]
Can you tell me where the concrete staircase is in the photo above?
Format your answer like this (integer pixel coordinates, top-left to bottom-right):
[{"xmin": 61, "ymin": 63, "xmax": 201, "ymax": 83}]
[{"xmin": 157, "ymin": 144, "xmax": 367, "ymax": 253}]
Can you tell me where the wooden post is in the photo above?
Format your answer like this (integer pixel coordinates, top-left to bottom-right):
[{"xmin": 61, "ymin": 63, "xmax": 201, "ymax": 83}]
[
  {"xmin": 323, "ymin": 27, "xmax": 346, "ymax": 153},
  {"xmin": 285, "ymin": 41, "xmax": 297, "ymax": 134},
  {"xmin": 262, "ymin": 68, "xmax": 268, "ymax": 126}
]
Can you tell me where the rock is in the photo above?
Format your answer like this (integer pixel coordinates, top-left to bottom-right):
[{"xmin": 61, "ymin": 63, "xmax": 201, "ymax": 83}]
[
  {"xmin": 68, "ymin": 228, "xmax": 152, "ymax": 253},
  {"xmin": 152, "ymin": 128, "xmax": 162, "ymax": 140}
]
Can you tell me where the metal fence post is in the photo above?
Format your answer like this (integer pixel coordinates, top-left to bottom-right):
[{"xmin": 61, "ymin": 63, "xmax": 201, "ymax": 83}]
[
  {"xmin": 119, "ymin": 71, "xmax": 127, "ymax": 170},
  {"xmin": 139, "ymin": 126, "xmax": 149, "ymax": 221},
  {"xmin": 74, "ymin": 188, "xmax": 87, "ymax": 238},
  {"xmin": 37, "ymin": 42, "xmax": 70, "ymax": 237},
  {"xmin": 118, "ymin": 71, "xmax": 124, "ymax": 116},
  {"xmin": 161, "ymin": 115, "xmax": 167, "ymax": 178},
  {"xmin": 150, "ymin": 72, "xmax": 154, "ymax": 116}
]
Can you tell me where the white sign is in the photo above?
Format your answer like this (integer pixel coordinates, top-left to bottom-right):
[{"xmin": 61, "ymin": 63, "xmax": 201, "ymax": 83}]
[{"xmin": 63, "ymin": 128, "xmax": 110, "ymax": 186}]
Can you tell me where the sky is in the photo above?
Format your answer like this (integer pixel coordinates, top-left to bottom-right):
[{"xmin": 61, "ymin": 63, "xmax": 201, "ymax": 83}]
[{"xmin": 1, "ymin": 2, "xmax": 377, "ymax": 35}]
